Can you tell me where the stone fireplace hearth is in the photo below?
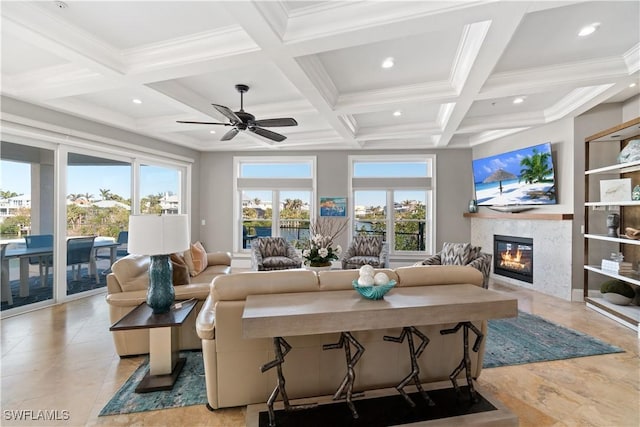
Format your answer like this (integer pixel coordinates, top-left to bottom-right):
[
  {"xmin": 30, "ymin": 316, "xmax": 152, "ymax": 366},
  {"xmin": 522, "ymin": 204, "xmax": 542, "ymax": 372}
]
[{"xmin": 467, "ymin": 213, "xmax": 572, "ymax": 300}]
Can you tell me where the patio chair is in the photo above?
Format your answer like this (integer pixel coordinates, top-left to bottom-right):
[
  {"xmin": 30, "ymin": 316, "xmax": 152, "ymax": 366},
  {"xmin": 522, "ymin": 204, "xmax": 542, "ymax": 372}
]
[
  {"xmin": 415, "ymin": 242, "xmax": 492, "ymax": 289},
  {"xmin": 243, "ymin": 226, "xmax": 257, "ymax": 249},
  {"xmin": 67, "ymin": 236, "xmax": 98, "ymax": 283},
  {"xmin": 116, "ymin": 231, "xmax": 128, "ymax": 257},
  {"xmin": 341, "ymin": 235, "xmax": 389, "ymax": 270},
  {"xmin": 24, "ymin": 234, "xmax": 53, "ymax": 287},
  {"xmin": 251, "ymin": 237, "xmax": 302, "ymax": 271}
]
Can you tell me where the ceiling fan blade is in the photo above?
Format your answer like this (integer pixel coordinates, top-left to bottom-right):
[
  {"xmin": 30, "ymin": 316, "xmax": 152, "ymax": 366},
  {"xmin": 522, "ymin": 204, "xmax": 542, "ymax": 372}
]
[
  {"xmin": 176, "ymin": 120, "xmax": 231, "ymax": 126},
  {"xmin": 249, "ymin": 126, "xmax": 287, "ymax": 142},
  {"xmin": 220, "ymin": 127, "xmax": 239, "ymax": 141},
  {"xmin": 252, "ymin": 118, "xmax": 298, "ymax": 127},
  {"xmin": 212, "ymin": 104, "xmax": 241, "ymax": 123}
]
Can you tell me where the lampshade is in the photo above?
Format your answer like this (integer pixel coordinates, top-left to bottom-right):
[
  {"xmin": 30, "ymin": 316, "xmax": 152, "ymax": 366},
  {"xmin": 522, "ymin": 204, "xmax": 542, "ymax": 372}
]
[{"xmin": 128, "ymin": 214, "xmax": 190, "ymax": 255}]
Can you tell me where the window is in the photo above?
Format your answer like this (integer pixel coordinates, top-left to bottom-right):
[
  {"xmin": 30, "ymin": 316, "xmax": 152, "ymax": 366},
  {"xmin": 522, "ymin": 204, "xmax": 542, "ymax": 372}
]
[
  {"xmin": 350, "ymin": 155, "xmax": 435, "ymax": 256},
  {"xmin": 140, "ymin": 164, "xmax": 182, "ymax": 214},
  {"xmin": 235, "ymin": 157, "xmax": 315, "ymax": 252}
]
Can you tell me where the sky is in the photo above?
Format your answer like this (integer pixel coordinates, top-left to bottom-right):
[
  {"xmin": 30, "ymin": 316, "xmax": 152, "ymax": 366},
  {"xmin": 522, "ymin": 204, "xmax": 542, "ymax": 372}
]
[
  {"xmin": 2, "ymin": 159, "xmax": 427, "ymax": 207},
  {"xmin": 1, "ymin": 161, "xmax": 179, "ymax": 199}
]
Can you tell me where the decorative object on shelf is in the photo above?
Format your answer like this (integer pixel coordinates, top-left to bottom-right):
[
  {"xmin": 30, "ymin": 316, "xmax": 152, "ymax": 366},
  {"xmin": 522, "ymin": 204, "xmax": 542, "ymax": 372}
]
[
  {"xmin": 633, "ymin": 185, "xmax": 640, "ymax": 201},
  {"xmin": 354, "ymin": 266, "xmax": 395, "ymax": 299},
  {"xmin": 128, "ymin": 214, "xmax": 190, "ymax": 314},
  {"xmin": 353, "ymin": 279, "xmax": 396, "ymax": 300},
  {"xmin": 624, "ymin": 227, "xmax": 640, "ymax": 240},
  {"xmin": 600, "ymin": 178, "xmax": 632, "ymax": 202},
  {"xmin": 487, "ymin": 205, "xmax": 535, "ymax": 213},
  {"xmin": 468, "ymin": 199, "xmax": 478, "ymax": 213},
  {"xmin": 616, "ymin": 139, "xmax": 640, "ymax": 163},
  {"xmin": 606, "ymin": 213, "xmax": 620, "ymax": 237},
  {"xmin": 600, "ymin": 279, "xmax": 635, "ymax": 305},
  {"xmin": 302, "ymin": 217, "xmax": 347, "ymax": 268},
  {"xmin": 601, "ymin": 255, "xmax": 632, "ymax": 274}
]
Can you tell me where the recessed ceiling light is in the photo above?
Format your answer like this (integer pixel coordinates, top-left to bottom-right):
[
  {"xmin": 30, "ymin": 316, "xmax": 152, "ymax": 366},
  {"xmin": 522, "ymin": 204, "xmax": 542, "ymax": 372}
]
[
  {"xmin": 381, "ymin": 57, "xmax": 394, "ymax": 69},
  {"xmin": 513, "ymin": 97, "xmax": 525, "ymax": 104},
  {"xmin": 209, "ymin": 130, "xmax": 216, "ymax": 134},
  {"xmin": 630, "ymin": 83, "xmax": 637, "ymax": 88},
  {"xmin": 578, "ymin": 22, "xmax": 600, "ymax": 37},
  {"xmin": 132, "ymin": 98, "xmax": 142, "ymax": 104},
  {"xmin": 393, "ymin": 110, "xmax": 402, "ymax": 117}
]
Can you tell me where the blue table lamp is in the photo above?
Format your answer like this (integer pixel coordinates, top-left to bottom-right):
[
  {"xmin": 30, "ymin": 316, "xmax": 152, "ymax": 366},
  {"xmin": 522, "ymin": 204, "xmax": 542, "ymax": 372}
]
[{"xmin": 128, "ymin": 214, "xmax": 189, "ymax": 314}]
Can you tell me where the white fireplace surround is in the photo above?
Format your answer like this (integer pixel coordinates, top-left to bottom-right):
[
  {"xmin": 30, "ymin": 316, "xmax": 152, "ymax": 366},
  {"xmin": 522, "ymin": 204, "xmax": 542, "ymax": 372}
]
[{"xmin": 470, "ymin": 217, "xmax": 572, "ymax": 300}]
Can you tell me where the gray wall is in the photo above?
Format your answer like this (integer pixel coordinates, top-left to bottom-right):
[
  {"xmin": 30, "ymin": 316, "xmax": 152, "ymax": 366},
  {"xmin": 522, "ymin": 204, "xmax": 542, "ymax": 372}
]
[{"xmin": 197, "ymin": 149, "xmax": 474, "ymax": 259}]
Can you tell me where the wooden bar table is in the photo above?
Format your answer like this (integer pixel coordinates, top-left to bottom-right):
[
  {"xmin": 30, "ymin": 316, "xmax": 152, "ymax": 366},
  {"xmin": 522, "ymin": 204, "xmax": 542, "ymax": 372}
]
[{"xmin": 243, "ymin": 284, "xmax": 518, "ymax": 426}]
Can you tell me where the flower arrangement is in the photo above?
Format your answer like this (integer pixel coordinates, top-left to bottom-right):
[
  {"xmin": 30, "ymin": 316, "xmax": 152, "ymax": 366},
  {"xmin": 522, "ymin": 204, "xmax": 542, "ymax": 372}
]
[{"xmin": 302, "ymin": 218, "xmax": 348, "ymax": 267}]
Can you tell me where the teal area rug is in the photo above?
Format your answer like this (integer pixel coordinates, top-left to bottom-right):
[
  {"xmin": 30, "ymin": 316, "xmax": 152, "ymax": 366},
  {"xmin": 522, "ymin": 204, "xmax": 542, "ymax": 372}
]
[
  {"xmin": 99, "ymin": 351, "xmax": 206, "ymax": 416},
  {"xmin": 484, "ymin": 311, "xmax": 624, "ymax": 368},
  {"xmin": 99, "ymin": 312, "xmax": 624, "ymax": 416}
]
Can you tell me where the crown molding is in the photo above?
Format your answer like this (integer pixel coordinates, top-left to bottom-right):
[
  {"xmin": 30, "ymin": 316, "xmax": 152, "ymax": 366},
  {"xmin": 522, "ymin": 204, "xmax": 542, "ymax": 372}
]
[
  {"xmin": 336, "ymin": 81, "xmax": 455, "ymax": 114},
  {"xmin": 480, "ymin": 57, "xmax": 629, "ymax": 99},
  {"xmin": 468, "ymin": 127, "xmax": 530, "ymax": 146},
  {"xmin": 252, "ymin": 1, "xmax": 289, "ymax": 41},
  {"xmin": 449, "ymin": 21, "xmax": 492, "ymax": 94},
  {"xmin": 437, "ymin": 103, "xmax": 456, "ymax": 131},
  {"xmin": 357, "ymin": 122, "xmax": 440, "ymax": 141},
  {"xmin": 124, "ymin": 27, "xmax": 259, "ymax": 75},
  {"xmin": 544, "ymin": 84, "xmax": 614, "ymax": 122},
  {"xmin": 624, "ymin": 43, "xmax": 640, "ymax": 74},
  {"xmin": 458, "ymin": 111, "xmax": 545, "ymax": 133},
  {"xmin": 296, "ymin": 55, "xmax": 339, "ymax": 107}
]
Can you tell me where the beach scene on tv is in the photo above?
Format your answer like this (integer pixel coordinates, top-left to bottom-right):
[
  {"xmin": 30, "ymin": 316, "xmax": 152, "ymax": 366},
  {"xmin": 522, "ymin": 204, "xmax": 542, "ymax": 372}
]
[{"xmin": 472, "ymin": 142, "xmax": 556, "ymax": 206}]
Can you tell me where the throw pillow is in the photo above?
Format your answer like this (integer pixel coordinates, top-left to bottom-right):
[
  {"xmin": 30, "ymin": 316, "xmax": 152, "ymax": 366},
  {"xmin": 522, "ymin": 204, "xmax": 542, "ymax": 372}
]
[
  {"xmin": 440, "ymin": 242, "xmax": 472, "ymax": 266},
  {"xmin": 189, "ymin": 241, "xmax": 208, "ymax": 277},
  {"xmin": 170, "ymin": 253, "xmax": 190, "ymax": 285}
]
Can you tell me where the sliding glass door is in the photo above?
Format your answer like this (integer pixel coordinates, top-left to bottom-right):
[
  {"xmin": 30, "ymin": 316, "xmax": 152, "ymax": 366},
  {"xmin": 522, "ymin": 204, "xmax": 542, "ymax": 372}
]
[{"xmin": 1, "ymin": 142, "xmax": 55, "ymax": 312}]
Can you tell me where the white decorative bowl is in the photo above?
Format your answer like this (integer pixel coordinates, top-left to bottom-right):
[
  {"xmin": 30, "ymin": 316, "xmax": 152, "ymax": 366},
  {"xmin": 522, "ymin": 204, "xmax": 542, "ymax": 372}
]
[{"xmin": 602, "ymin": 292, "xmax": 633, "ymax": 305}]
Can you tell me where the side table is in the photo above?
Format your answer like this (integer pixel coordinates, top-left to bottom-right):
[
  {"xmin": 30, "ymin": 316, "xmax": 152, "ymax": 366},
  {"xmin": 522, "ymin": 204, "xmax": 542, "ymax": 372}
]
[{"xmin": 110, "ymin": 299, "xmax": 197, "ymax": 393}]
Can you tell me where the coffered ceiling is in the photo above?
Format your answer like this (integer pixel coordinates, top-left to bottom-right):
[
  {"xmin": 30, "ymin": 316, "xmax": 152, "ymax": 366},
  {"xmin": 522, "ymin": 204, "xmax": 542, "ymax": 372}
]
[{"xmin": 1, "ymin": 1, "xmax": 639, "ymax": 151}]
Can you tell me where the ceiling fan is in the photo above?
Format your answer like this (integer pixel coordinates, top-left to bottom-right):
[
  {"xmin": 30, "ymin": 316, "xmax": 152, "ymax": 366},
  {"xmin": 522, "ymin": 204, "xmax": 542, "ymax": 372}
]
[{"xmin": 177, "ymin": 84, "xmax": 298, "ymax": 142}]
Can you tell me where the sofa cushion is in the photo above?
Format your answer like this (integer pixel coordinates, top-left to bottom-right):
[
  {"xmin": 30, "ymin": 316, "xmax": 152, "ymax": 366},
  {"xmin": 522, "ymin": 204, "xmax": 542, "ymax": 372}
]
[
  {"xmin": 111, "ymin": 254, "xmax": 150, "ymax": 292},
  {"xmin": 170, "ymin": 253, "xmax": 191, "ymax": 285},
  {"xmin": 395, "ymin": 265, "xmax": 483, "ymax": 288},
  {"xmin": 440, "ymin": 242, "xmax": 472, "ymax": 265},
  {"xmin": 212, "ymin": 270, "xmax": 319, "ymax": 301},
  {"xmin": 190, "ymin": 241, "xmax": 208, "ymax": 276}
]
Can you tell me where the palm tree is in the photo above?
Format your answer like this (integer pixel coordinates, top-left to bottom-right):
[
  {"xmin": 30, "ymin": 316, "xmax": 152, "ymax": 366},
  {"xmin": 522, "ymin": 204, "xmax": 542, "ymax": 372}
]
[
  {"xmin": 67, "ymin": 193, "xmax": 81, "ymax": 201},
  {"xmin": 0, "ymin": 190, "xmax": 19, "ymax": 199},
  {"xmin": 82, "ymin": 192, "xmax": 94, "ymax": 202},
  {"xmin": 99, "ymin": 188, "xmax": 112, "ymax": 201},
  {"xmin": 252, "ymin": 197, "xmax": 261, "ymax": 207},
  {"xmin": 519, "ymin": 149, "xmax": 553, "ymax": 184}
]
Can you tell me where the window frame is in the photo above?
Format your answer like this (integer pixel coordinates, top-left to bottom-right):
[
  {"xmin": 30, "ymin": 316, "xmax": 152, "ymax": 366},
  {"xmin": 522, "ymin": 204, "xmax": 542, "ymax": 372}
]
[
  {"xmin": 233, "ymin": 156, "xmax": 317, "ymax": 254},
  {"xmin": 349, "ymin": 155, "xmax": 436, "ymax": 258}
]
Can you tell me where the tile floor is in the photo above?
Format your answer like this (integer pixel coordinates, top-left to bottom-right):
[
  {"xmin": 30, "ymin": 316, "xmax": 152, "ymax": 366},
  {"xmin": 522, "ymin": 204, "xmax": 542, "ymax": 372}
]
[{"xmin": 0, "ymin": 279, "xmax": 638, "ymax": 426}]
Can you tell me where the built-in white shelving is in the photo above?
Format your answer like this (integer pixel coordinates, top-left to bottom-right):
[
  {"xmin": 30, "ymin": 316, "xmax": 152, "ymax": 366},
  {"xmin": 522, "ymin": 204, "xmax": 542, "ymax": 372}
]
[
  {"xmin": 584, "ymin": 117, "xmax": 640, "ymax": 336},
  {"xmin": 584, "ymin": 234, "xmax": 640, "ymax": 245}
]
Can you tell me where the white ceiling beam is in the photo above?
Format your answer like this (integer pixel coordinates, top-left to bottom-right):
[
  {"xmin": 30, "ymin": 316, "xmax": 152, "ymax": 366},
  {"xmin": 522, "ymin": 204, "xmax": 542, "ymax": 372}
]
[
  {"xmin": 436, "ymin": 3, "xmax": 529, "ymax": 146},
  {"xmin": 221, "ymin": 1, "xmax": 359, "ymax": 148}
]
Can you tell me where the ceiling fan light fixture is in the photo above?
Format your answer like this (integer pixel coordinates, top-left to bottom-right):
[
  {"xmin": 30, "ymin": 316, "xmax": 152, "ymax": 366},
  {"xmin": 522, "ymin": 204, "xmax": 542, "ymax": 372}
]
[
  {"xmin": 578, "ymin": 22, "xmax": 600, "ymax": 37},
  {"xmin": 381, "ymin": 57, "xmax": 395, "ymax": 69}
]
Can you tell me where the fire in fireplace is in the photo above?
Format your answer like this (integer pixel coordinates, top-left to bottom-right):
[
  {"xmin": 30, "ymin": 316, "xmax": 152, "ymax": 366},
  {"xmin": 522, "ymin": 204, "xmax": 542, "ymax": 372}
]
[{"xmin": 493, "ymin": 235, "xmax": 533, "ymax": 283}]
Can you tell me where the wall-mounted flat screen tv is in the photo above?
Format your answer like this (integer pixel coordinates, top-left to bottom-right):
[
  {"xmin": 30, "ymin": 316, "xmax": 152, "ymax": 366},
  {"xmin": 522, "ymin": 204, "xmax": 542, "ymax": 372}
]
[{"xmin": 472, "ymin": 142, "xmax": 556, "ymax": 206}]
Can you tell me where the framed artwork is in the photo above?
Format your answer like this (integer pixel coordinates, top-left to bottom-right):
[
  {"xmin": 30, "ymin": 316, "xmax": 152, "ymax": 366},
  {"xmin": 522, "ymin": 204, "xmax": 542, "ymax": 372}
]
[{"xmin": 320, "ymin": 197, "xmax": 347, "ymax": 217}]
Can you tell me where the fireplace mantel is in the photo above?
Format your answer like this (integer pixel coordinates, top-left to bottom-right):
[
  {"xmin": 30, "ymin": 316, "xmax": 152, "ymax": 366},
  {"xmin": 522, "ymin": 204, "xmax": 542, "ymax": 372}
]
[{"xmin": 463, "ymin": 212, "xmax": 573, "ymax": 221}]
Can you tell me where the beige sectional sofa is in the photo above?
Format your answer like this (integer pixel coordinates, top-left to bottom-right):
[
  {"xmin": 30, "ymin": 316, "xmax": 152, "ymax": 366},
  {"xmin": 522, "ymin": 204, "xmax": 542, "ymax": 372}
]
[
  {"xmin": 106, "ymin": 251, "xmax": 231, "ymax": 356},
  {"xmin": 196, "ymin": 265, "xmax": 486, "ymax": 410}
]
